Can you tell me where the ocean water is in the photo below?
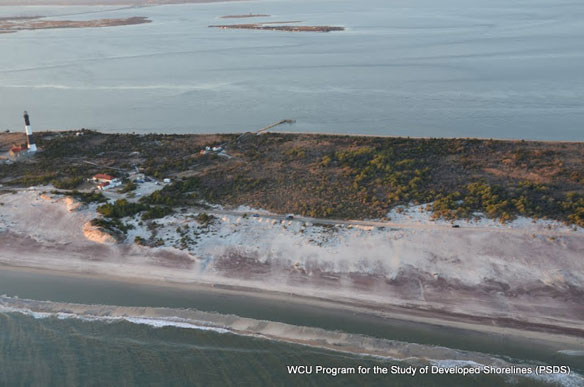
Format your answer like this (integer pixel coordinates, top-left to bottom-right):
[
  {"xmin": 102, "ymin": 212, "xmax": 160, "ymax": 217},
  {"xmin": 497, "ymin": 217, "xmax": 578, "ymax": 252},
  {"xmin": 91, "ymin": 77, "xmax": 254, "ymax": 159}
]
[
  {"xmin": 0, "ymin": 269, "xmax": 582, "ymax": 386},
  {"xmin": 0, "ymin": 0, "xmax": 583, "ymax": 139}
]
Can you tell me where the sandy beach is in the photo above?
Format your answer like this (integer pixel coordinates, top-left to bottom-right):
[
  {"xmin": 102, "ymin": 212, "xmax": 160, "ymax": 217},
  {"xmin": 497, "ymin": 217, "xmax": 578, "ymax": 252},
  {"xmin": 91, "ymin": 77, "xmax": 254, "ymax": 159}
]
[{"xmin": 1, "ymin": 187, "xmax": 583, "ymax": 351}]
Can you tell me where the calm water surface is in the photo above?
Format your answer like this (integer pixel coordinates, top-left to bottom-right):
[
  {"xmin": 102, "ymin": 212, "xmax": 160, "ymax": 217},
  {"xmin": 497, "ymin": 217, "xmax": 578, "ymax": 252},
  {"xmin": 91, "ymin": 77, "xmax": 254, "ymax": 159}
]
[{"xmin": 0, "ymin": 0, "xmax": 582, "ymax": 139}]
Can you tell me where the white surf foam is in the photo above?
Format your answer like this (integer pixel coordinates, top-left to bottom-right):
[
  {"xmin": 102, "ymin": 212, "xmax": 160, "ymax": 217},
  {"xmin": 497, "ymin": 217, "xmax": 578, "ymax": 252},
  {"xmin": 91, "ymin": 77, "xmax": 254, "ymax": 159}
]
[
  {"xmin": 558, "ymin": 350, "xmax": 584, "ymax": 356},
  {"xmin": 0, "ymin": 295, "xmax": 582, "ymax": 387}
]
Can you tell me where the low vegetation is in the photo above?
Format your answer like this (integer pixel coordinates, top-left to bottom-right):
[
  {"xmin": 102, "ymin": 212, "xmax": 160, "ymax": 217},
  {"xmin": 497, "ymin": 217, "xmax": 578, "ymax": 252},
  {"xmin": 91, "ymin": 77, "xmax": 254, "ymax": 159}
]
[
  {"xmin": 97, "ymin": 199, "xmax": 172, "ymax": 221},
  {"xmin": 196, "ymin": 212, "xmax": 215, "ymax": 226},
  {"xmin": 90, "ymin": 217, "xmax": 134, "ymax": 240},
  {"xmin": 119, "ymin": 181, "xmax": 137, "ymax": 193},
  {"xmin": 52, "ymin": 176, "xmax": 84, "ymax": 190},
  {"xmin": 2, "ymin": 131, "xmax": 583, "ymax": 226},
  {"xmin": 53, "ymin": 190, "xmax": 108, "ymax": 204}
]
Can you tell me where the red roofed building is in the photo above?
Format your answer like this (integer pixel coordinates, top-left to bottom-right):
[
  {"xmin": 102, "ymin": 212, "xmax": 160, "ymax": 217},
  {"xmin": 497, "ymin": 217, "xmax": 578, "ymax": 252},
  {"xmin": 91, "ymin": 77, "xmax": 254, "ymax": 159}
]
[
  {"xmin": 92, "ymin": 174, "xmax": 114, "ymax": 183},
  {"xmin": 9, "ymin": 146, "xmax": 27, "ymax": 160},
  {"xmin": 96, "ymin": 182, "xmax": 111, "ymax": 190}
]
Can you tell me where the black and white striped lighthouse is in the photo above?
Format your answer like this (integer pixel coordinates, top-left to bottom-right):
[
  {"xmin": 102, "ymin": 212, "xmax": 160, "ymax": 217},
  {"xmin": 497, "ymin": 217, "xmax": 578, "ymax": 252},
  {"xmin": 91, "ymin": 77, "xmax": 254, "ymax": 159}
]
[{"xmin": 23, "ymin": 111, "xmax": 37, "ymax": 152}]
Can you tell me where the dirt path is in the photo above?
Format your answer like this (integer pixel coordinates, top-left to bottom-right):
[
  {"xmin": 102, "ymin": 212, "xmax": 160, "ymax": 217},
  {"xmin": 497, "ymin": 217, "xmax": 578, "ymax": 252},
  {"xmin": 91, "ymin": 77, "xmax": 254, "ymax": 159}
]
[{"xmin": 206, "ymin": 208, "xmax": 584, "ymax": 238}]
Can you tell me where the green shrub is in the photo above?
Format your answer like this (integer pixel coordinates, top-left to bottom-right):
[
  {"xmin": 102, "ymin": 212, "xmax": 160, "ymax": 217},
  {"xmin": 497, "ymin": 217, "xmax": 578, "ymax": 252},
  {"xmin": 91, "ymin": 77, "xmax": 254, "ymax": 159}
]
[
  {"xmin": 97, "ymin": 199, "xmax": 147, "ymax": 218},
  {"xmin": 52, "ymin": 176, "xmax": 84, "ymax": 190}
]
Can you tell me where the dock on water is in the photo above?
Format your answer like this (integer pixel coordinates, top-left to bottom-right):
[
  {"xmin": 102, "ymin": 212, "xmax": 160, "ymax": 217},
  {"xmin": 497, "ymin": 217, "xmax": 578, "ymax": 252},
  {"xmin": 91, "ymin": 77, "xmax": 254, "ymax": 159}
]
[{"xmin": 256, "ymin": 119, "xmax": 296, "ymax": 135}]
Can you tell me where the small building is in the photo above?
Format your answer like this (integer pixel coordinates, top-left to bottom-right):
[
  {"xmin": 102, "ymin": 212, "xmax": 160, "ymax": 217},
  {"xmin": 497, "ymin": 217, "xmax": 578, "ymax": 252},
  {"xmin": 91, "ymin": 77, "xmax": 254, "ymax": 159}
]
[
  {"xmin": 96, "ymin": 179, "xmax": 121, "ymax": 190},
  {"xmin": 9, "ymin": 146, "xmax": 27, "ymax": 160},
  {"xmin": 131, "ymin": 173, "xmax": 145, "ymax": 183},
  {"xmin": 92, "ymin": 173, "xmax": 114, "ymax": 183},
  {"xmin": 92, "ymin": 172, "xmax": 121, "ymax": 191},
  {"xmin": 163, "ymin": 178, "xmax": 171, "ymax": 184}
]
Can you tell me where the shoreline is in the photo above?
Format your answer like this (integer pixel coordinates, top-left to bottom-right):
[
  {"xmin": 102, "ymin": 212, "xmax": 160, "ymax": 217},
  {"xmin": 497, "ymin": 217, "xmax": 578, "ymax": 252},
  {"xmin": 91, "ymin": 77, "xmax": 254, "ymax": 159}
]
[
  {"xmin": 0, "ymin": 16, "xmax": 151, "ymax": 33},
  {"xmin": 0, "ymin": 0, "xmax": 244, "ymax": 5},
  {"xmin": 268, "ymin": 130, "xmax": 584, "ymax": 145},
  {"xmin": 14, "ymin": 128, "xmax": 584, "ymax": 145},
  {"xmin": 1, "ymin": 262, "xmax": 583, "ymax": 350},
  {"xmin": 209, "ymin": 24, "xmax": 345, "ymax": 33}
]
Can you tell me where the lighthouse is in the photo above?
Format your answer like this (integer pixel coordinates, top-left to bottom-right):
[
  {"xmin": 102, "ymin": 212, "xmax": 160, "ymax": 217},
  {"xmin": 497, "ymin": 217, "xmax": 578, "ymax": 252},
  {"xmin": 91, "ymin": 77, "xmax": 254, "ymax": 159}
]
[{"xmin": 23, "ymin": 111, "xmax": 37, "ymax": 152}]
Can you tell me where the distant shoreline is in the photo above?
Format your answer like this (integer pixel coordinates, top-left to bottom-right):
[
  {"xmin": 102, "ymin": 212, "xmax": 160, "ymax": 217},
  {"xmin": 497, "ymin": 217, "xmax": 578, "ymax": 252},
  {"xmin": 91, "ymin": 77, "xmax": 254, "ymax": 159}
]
[
  {"xmin": 0, "ymin": 0, "xmax": 244, "ymax": 6},
  {"xmin": 209, "ymin": 24, "xmax": 344, "ymax": 33},
  {"xmin": 267, "ymin": 130, "xmax": 584, "ymax": 144},
  {"xmin": 4, "ymin": 129, "xmax": 584, "ymax": 144},
  {"xmin": 0, "ymin": 16, "xmax": 150, "ymax": 33},
  {"xmin": 5, "ymin": 128, "xmax": 581, "ymax": 144},
  {"xmin": 220, "ymin": 14, "xmax": 270, "ymax": 19}
]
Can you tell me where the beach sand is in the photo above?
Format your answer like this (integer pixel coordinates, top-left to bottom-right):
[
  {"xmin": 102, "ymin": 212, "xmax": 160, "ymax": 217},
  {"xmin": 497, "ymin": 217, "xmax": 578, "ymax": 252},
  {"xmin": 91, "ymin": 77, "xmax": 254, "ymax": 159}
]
[{"xmin": 1, "ymin": 188, "xmax": 583, "ymax": 351}]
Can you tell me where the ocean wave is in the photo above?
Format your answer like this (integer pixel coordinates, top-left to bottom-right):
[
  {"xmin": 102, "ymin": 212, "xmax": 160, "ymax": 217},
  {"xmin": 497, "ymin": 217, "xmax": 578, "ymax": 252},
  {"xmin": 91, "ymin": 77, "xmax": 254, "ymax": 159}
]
[
  {"xmin": 558, "ymin": 350, "xmax": 584, "ymax": 356},
  {"xmin": 528, "ymin": 373, "xmax": 584, "ymax": 387},
  {"xmin": 0, "ymin": 304, "xmax": 230, "ymax": 334},
  {"xmin": 430, "ymin": 359, "xmax": 485, "ymax": 368},
  {"xmin": 122, "ymin": 317, "xmax": 230, "ymax": 333},
  {"xmin": 0, "ymin": 295, "xmax": 582, "ymax": 386},
  {"xmin": 430, "ymin": 359, "xmax": 584, "ymax": 387}
]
